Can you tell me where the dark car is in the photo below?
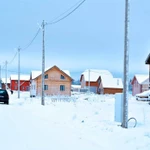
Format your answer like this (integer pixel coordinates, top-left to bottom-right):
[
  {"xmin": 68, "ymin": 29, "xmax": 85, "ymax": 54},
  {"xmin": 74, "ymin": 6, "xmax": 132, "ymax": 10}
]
[{"xmin": 0, "ymin": 89, "xmax": 9, "ymax": 104}]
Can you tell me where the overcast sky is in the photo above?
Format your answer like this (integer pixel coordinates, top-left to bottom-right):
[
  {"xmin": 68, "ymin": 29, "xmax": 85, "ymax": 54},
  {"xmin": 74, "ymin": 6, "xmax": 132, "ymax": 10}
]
[{"xmin": 0, "ymin": 0, "xmax": 150, "ymax": 80}]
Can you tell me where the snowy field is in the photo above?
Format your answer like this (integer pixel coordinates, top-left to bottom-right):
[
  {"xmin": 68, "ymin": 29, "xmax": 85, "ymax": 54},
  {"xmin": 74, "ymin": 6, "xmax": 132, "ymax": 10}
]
[{"xmin": 0, "ymin": 91, "xmax": 150, "ymax": 150}]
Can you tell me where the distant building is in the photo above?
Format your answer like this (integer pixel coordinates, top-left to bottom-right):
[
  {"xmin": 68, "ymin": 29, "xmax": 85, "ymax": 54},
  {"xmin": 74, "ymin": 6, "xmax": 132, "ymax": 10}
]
[
  {"xmin": 80, "ymin": 69, "xmax": 123, "ymax": 94},
  {"xmin": 10, "ymin": 75, "xmax": 30, "ymax": 91},
  {"xmin": 30, "ymin": 65, "xmax": 73, "ymax": 97},
  {"xmin": 1, "ymin": 78, "xmax": 10, "ymax": 89},
  {"xmin": 71, "ymin": 85, "xmax": 81, "ymax": 92},
  {"xmin": 131, "ymin": 74, "xmax": 149, "ymax": 96}
]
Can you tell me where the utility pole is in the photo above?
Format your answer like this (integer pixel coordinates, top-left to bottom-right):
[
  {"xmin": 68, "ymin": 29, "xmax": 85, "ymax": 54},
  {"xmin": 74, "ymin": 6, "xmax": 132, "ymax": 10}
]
[
  {"xmin": 88, "ymin": 69, "xmax": 90, "ymax": 92},
  {"xmin": 41, "ymin": 20, "xmax": 46, "ymax": 105},
  {"xmin": 122, "ymin": 0, "xmax": 129, "ymax": 128},
  {"xmin": 18, "ymin": 47, "xmax": 20, "ymax": 99},
  {"xmin": 5, "ymin": 61, "xmax": 7, "ymax": 90}
]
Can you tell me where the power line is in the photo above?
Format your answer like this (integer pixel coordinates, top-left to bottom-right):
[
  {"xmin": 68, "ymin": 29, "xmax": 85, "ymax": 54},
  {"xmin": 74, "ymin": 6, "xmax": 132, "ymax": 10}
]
[
  {"xmin": 21, "ymin": 28, "xmax": 41, "ymax": 51},
  {"xmin": 7, "ymin": 51, "xmax": 18, "ymax": 64},
  {"xmin": 47, "ymin": 0, "xmax": 86, "ymax": 25}
]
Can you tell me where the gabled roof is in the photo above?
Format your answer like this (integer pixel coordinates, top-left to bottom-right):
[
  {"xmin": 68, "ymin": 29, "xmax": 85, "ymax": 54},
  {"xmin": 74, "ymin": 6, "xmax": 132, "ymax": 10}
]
[
  {"xmin": 102, "ymin": 78, "xmax": 123, "ymax": 88},
  {"xmin": 132, "ymin": 74, "xmax": 149, "ymax": 84},
  {"xmin": 32, "ymin": 65, "xmax": 72, "ymax": 80},
  {"xmin": 81, "ymin": 69, "xmax": 123, "ymax": 89},
  {"xmin": 10, "ymin": 74, "xmax": 30, "ymax": 81},
  {"xmin": 31, "ymin": 71, "xmax": 42, "ymax": 79},
  {"xmin": 81, "ymin": 69, "xmax": 113, "ymax": 82}
]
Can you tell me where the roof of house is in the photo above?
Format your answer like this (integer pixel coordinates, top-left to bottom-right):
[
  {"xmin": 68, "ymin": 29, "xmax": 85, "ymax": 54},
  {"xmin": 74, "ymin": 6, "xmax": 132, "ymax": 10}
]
[
  {"xmin": 31, "ymin": 65, "xmax": 72, "ymax": 80},
  {"xmin": 71, "ymin": 85, "xmax": 81, "ymax": 88},
  {"xmin": 102, "ymin": 78, "xmax": 123, "ymax": 88},
  {"xmin": 10, "ymin": 75, "xmax": 30, "ymax": 81},
  {"xmin": 81, "ymin": 69, "xmax": 123, "ymax": 89},
  {"xmin": 31, "ymin": 71, "xmax": 42, "ymax": 79},
  {"xmin": 1, "ymin": 78, "xmax": 10, "ymax": 84},
  {"xmin": 81, "ymin": 69, "xmax": 113, "ymax": 82},
  {"xmin": 134, "ymin": 74, "xmax": 149, "ymax": 84}
]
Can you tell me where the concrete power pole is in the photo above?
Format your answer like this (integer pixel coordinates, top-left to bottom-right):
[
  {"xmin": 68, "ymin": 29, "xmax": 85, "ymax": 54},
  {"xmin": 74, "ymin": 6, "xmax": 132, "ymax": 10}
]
[
  {"xmin": 88, "ymin": 69, "xmax": 90, "ymax": 92},
  {"xmin": 122, "ymin": 0, "xmax": 129, "ymax": 128},
  {"xmin": 5, "ymin": 61, "xmax": 7, "ymax": 90},
  {"xmin": 41, "ymin": 20, "xmax": 45, "ymax": 105},
  {"xmin": 18, "ymin": 47, "xmax": 20, "ymax": 99}
]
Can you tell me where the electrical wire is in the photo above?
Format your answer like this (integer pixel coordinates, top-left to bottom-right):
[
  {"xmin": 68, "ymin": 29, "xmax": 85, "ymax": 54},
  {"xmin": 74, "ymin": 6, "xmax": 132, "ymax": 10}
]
[
  {"xmin": 21, "ymin": 28, "xmax": 41, "ymax": 51},
  {"xmin": 47, "ymin": 0, "xmax": 86, "ymax": 25},
  {"xmin": 7, "ymin": 51, "xmax": 18, "ymax": 64}
]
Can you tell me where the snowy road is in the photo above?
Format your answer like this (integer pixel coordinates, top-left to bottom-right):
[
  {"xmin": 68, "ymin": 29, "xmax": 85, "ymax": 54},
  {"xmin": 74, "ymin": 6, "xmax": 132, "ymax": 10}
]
[
  {"xmin": 0, "ymin": 101, "xmax": 101, "ymax": 150},
  {"xmin": 0, "ymin": 92, "xmax": 150, "ymax": 150}
]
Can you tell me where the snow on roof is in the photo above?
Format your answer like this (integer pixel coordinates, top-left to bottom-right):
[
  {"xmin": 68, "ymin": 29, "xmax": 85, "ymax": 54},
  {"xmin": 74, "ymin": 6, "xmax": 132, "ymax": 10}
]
[
  {"xmin": 10, "ymin": 75, "xmax": 30, "ymax": 81},
  {"xmin": 31, "ymin": 71, "xmax": 42, "ymax": 79},
  {"xmin": 62, "ymin": 70, "xmax": 71, "ymax": 77},
  {"xmin": 1, "ymin": 78, "xmax": 10, "ymax": 84},
  {"xmin": 82, "ymin": 69, "xmax": 113, "ymax": 82},
  {"xmin": 135, "ymin": 74, "xmax": 149, "ymax": 84},
  {"xmin": 102, "ymin": 78, "xmax": 123, "ymax": 88},
  {"xmin": 82, "ymin": 69, "xmax": 123, "ymax": 89},
  {"xmin": 71, "ymin": 85, "xmax": 81, "ymax": 88},
  {"xmin": 31, "ymin": 68, "xmax": 71, "ymax": 79}
]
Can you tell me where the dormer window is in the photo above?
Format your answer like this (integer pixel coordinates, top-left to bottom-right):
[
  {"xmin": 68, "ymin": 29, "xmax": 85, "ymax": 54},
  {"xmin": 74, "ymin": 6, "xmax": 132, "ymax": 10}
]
[
  {"xmin": 60, "ymin": 75, "xmax": 65, "ymax": 80},
  {"xmin": 44, "ymin": 74, "xmax": 48, "ymax": 79}
]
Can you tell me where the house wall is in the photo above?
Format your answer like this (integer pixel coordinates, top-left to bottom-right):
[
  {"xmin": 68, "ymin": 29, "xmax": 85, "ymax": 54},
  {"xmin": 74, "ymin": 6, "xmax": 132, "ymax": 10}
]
[
  {"xmin": 141, "ymin": 84, "xmax": 149, "ymax": 92},
  {"xmin": 103, "ymin": 88, "xmax": 123, "ymax": 94},
  {"xmin": 85, "ymin": 81, "xmax": 99, "ymax": 93},
  {"xmin": 35, "ymin": 67, "xmax": 72, "ymax": 96},
  {"xmin": 132, "ymin": 78, "xmax": 142, "ymax": 96},
  {"xmin": 11, "ymin": 80, "xmax": 30, "ymax": 91}
]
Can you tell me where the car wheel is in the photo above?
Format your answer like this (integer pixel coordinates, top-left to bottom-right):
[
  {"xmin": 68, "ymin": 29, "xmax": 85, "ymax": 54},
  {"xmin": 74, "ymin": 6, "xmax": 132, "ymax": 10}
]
[{"xmin": 4, "ymin": 101, "xmax": 9, "ymax": 105}]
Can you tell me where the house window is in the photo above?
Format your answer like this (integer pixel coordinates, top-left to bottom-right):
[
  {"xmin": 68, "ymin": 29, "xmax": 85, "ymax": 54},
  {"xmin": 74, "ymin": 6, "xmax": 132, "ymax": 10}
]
[
  {"xmin": 44, "ymin": 85, "xmax": 48, "ymax": 90},
  {"xmin": 22, "ymin": 86, "xmax": 24, "ymax": 90},
  {"xmin": 60, "ymin": 75, "xmax": 65, "ymax": 80},
  {"xmin": 60, "ymin": 85, "xmax": 65, "ymax": 91},
  {"xmin": 45, "ymin": 74, "xmax": 48, "ymax": 79},
  {"xmin": 15, "ymin": 81, "xmax": 18, "ymax": 84},
  {"xmin": 15, "ymin": 86, "xmax": 17, "ymax": 90}
]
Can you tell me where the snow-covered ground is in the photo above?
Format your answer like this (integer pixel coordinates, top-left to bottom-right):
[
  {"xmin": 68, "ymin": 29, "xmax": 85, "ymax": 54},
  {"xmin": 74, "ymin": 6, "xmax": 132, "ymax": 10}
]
[{"xmin": 0, "ymin": 91, "xmax": 150, "ymax": 150}]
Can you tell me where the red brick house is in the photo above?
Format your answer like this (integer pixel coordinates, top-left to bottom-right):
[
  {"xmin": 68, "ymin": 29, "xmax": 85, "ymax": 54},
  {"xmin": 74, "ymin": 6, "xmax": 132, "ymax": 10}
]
[
  {"xmin": 10, "ymin": 75, "xmax": 30, "ymax": 91},
  {"xmin": 131, "ymin": 74, "xmax": 149, "ymax": 96},
  {"xmin": 80, "ymin": 69, "xmax": 123, "ymax": 94}
]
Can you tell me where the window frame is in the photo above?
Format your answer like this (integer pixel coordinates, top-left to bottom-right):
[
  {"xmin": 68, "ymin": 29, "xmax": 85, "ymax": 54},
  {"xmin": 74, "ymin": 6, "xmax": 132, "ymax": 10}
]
[
  {"xmin": 60, "ymin": 85, "xmax": 65, "ymax": 91},
  {"xmin": 44, "ymin": 74, "xmax": 48, "ymax": 79},
  {"xmin": 44, "ymin": 85, "xmax": 48, "ymax": 90},
  {"xmin": 60, "ymin": 75, "xmax": 65, "ymax": 80}
]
